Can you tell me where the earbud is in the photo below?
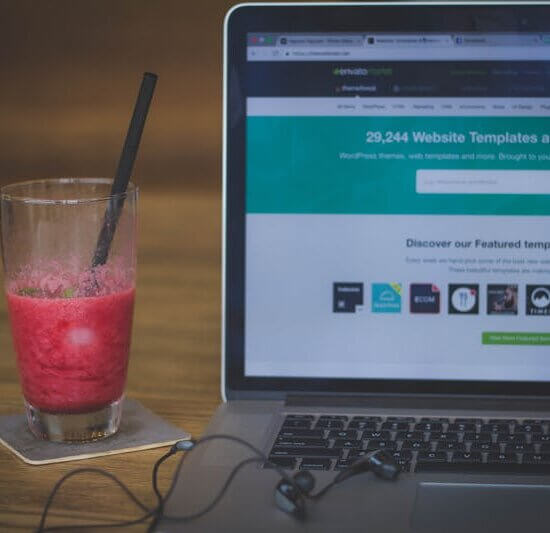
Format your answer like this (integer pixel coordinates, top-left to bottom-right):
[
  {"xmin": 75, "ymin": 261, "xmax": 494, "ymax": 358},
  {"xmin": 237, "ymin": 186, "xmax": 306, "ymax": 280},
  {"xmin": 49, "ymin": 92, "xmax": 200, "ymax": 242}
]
[
  {"xmin": 336, "ymin": 449, "xmax": 400, "ymax": 483},
  {"xmin": 274, "ymin": 470, "xmax": 315, "ymax": 520},
  {"xmin": 274, "ymin": 450, "xmax": 400, "ymax": 519},
  {"xmin": 367, "ymin": 449, "xmax": 400, "ymax": 480}
]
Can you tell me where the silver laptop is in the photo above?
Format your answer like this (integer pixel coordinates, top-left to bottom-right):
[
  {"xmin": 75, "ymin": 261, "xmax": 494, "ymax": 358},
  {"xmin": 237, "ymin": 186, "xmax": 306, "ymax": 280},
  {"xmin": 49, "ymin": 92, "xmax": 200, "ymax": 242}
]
[{"xmin": 160, "ymin": 3, "xmax": 550, "ymax": 531}]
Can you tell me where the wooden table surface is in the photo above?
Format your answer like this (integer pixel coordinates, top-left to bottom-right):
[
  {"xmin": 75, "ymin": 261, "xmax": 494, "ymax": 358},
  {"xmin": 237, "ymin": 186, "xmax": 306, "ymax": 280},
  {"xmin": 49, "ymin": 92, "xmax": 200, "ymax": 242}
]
[{"xmin": 0, "ymin": 187, "xmax": 222, "ymax": 531}]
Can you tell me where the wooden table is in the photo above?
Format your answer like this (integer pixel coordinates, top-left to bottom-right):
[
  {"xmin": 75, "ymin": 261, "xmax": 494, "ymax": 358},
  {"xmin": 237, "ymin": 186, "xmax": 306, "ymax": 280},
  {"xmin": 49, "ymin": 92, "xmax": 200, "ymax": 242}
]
[{"xmin": 0, "ymin": 187, "xmax": 222, "ymax": 531}]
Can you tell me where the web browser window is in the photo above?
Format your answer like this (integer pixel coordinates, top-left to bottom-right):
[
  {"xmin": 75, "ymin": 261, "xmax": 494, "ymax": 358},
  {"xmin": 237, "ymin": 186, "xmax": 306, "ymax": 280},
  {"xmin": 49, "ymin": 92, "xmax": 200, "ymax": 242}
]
[{"xmin": 244, "ymin": 32, "xmax": 550, "ymax": 382}]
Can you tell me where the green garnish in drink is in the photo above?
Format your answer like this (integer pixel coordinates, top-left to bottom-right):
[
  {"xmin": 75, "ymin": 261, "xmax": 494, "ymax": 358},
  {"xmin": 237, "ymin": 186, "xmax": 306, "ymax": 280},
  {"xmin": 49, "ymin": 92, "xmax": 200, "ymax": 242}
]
[{"xmin": 17, "ymin": 287, "xmax": 42, "ymax": 297}]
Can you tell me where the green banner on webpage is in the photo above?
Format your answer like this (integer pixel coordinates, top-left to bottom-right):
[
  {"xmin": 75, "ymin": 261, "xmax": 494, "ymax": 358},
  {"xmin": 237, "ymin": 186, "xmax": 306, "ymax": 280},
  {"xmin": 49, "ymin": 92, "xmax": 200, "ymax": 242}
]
[{"xmin": 246, "ymin": 116, "xmax": 550, "ymax": 215}]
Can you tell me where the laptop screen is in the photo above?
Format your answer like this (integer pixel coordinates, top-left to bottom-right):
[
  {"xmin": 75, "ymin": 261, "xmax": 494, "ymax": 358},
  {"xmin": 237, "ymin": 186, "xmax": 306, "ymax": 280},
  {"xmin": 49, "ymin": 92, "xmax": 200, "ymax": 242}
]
[{"xmin": 225, "ymin": 4, "xmax": 550, "ymax": 396}]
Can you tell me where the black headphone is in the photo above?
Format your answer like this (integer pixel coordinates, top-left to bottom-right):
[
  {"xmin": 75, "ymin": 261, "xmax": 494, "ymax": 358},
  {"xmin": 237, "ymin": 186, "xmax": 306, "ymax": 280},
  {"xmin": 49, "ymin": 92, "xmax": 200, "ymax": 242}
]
[
  {"xmin": 27, "ymin": 435, "xmax": 401, "ymax": 532},
  {"xmin": 274, "ymin": 449, "xmax": 400, "ymax": 520}
]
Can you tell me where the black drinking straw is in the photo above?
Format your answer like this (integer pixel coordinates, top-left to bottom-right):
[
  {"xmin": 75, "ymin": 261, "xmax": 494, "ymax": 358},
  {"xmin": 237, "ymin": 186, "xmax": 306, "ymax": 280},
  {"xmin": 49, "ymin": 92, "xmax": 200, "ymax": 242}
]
[{"xmin": 91, "ymin": 72, "xmax": 158, "ymax": 268}]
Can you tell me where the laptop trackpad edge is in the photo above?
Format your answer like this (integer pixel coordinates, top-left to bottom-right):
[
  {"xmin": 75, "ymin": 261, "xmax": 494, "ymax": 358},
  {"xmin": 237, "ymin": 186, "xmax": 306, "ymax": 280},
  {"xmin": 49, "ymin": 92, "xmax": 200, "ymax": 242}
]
[{"xmin": 411, "ymin": 481, "xmax": 550, "ymax": 533}]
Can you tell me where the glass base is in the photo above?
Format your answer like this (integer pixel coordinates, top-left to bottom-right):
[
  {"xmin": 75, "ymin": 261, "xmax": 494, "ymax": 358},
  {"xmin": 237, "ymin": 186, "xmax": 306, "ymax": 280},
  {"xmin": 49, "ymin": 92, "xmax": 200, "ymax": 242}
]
[{"xmin": 25, "ymin": 397, "xmax": 123, "ymax": 442}]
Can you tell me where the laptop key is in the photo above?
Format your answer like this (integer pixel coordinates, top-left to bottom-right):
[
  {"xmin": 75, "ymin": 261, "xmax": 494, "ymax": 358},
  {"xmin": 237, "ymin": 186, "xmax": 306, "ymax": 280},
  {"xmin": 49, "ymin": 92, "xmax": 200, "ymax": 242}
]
[
  {"xmin": 451, "ymin": 452, "xmax": 482, "ymax": 464},
  {"xmin": 270, "ymin": 447, "xmax": 341, "ymax": 458},
  {"xmin": 515, "ymin": 424, "xmax": 543, "ymax": 434},
  {"xmin": 430, "ymin": 432, "xmax": 459, "ymax": 442},
  {"xmin": 537, "ymin": 443, "xmax": 550, "ymax": 453},
  {"xmin": 391, "ymin": 450, "xmax": 413, "ymax": 464},
  {"xmin": 282, "ymin": 419, "xmax": 312, "ymax": 428},
  {"xmin": 285, "ymin": 415, "xmax": 315, "ymax": 420},
  {"xmin": 335, "ymin": 458, "xmax": 353, "ymax": 470},
  {"xmin": 401, "ymin": 440, "xmax": 431, "ymax": 451},
  {"xmin": 417, "ymin": 451, "xmax": 448, "ymax": 463},
  {"xmin": 523, "ymin": 454, "xmax": 550, "ymax": 465},
  {"xmin": 481, "ymin": 423, "xmax": 510, "ymax": 433},
  {"xmin": 265, "ymin": 457, "xmax": 297, "ymax": 469},
  {"xmin": 387, "ymin": 417, "xmax": 416, "ymax": 422},
  {"xmin": 447, "ymin": 423, "xmax": 476, "ymax": 432},
  {"xmin": 463, "ymin": 432, "xmax": 492, "ymax": 443},
  {"xmin": 300, "ymin": 458, "xmax": 331, "ymax": 471},
  {"xmin": 381, "ymin": 422, "xmax": 409, "ymax": 431},
  {"xmin": 396, "ymin": 431, "xmax": 424, "ymax": 441},
  {"xmin": 319, "ymin": 415, "xmax": 348, "ymax": 420},
  {"xmin": 315, "ymin": 420, "xmax": 345, "ymax": 429},
  {"xmin": 415, "ymin": 422, "xmax": 443, "ymax": 432},
  {"xmin": 434, "ymin": 441, "xmax": 465, "ymax": 451},
  {"xmin": 348, "ymin": 421, "xmax": 377, "ymax": 430},
  {"xmin": 531, "ymin": 434, "xmax": 550, "ymax": 444},
  {"xmin": 278, "ymin": 429, "xmax": 325, "ymax": 438},
  {"xmin": 366, "ymin": 440, "xmax": 397, "ymax": 450},
  {"xmin": 486, "ymin": 453, "xmax": 518, "ymax": 464},
  {"xmin": 333, "ymin": 439, "xmax": 362, "ymax": 449},
  {"xmin": 352, "ymin": 416, "xmax": 382, "ymax": 422},
  {"xmin": 328, "ymin": 429, "xmax": 357, "ymax": 439},
  {"xmin": 496, "ymin": 434, "xmax": 526, "ymax": 444},
  {"xmin": 276, "ymin": 438, "xmax": 328, "ymax": 448},
  {"xmin": 470, "ymin": 442, "xmax": 501, "ymax": 453},
  {"xmin": 504, "ymin": 443, "xmax": 535, "ymax": 453},
  {"xmin": 347, "ymin": 449, "xmax": 368, "ymax": 459},
  {"xmin": 362, "ymin": 430, "xmax": 392, "ymax": 440},
  {"xmin": 420, "ymin": 417, "xmax": 449, "ymax": 423}
]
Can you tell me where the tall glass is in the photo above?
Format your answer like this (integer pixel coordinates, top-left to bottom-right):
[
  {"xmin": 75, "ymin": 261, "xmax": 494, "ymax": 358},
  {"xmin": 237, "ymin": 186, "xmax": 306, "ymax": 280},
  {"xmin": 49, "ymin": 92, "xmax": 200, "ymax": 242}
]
[{"xmin": 1, "ymin": 178, "xmax": 137, "ymax": 442}]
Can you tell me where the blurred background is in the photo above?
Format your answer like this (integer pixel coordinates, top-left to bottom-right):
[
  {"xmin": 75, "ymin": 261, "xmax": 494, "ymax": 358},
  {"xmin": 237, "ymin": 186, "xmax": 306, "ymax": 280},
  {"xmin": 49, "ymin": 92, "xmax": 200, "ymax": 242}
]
[
  {"xmin": 0, "ymin": 0, "xmax": 255, "ymax": 418},
  {"xmin": 1, "ymin": 0, "xmax": 242, "ymax": 191}
]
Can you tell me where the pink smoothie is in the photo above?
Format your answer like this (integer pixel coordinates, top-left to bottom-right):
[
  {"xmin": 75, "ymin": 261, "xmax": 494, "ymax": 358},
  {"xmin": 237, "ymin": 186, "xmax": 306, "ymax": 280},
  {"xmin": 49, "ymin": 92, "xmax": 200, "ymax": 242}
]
[{"xmin": 7, "ymin": 288, "xmax": 135, "ymax": 413}]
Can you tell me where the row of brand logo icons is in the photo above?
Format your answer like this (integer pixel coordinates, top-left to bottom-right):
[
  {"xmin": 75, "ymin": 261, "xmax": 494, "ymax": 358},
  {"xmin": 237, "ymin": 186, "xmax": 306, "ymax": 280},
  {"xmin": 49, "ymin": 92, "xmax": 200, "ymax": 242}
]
[{"xmin": 333, "ymin": 282, "xmax": 550, "ymax": 316}]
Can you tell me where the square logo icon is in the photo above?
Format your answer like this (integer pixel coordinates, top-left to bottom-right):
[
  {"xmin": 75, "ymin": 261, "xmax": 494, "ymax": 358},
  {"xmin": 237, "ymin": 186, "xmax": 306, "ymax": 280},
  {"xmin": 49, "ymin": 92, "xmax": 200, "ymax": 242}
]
[
  {"xmin": 487, "ymin": 284, "xmax": 518, "ymax": 315},
  {"xmin": 449, "ymin": 284, "xmax": 479, "ymax": 315},
  {"xmin": 372, "ymin": 283, "xmax": 402, "ymax": 313},
  {"xmin": 526, "ymin": 285, "xmax": 550, "ymax": 316},
  {"xmin": 410, "ymin": 284, "xmax": 440, "ymax": 314},
  {"xmin": 333, "ymin": 282, "xmax": 364, "ymax": 313}
]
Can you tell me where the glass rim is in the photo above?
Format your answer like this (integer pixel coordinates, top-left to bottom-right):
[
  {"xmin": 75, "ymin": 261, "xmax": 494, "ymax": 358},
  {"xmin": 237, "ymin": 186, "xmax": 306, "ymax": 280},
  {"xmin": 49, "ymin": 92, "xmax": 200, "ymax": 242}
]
[{"xmin": 0, "ymin": 178, "xmax": 138, "ymax": 206}]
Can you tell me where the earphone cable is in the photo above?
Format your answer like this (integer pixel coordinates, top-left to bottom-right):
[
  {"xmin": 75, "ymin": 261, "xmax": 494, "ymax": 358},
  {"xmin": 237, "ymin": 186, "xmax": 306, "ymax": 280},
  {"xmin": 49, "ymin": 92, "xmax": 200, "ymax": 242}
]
[
  {"xmin": 35, "ymin": 467, "xmax": 153, "ymax": 532},
  {"xmin": 1, "ymin": 433, "xmax": 375, "ymax": 532}
]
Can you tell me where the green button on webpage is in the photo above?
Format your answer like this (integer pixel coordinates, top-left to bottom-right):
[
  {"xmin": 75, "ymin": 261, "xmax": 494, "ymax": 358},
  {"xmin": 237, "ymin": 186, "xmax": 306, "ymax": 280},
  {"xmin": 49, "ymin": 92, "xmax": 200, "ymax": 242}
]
[{"xmin": 482, "ymin": 332, "xmax": 550, "ymax": 346}]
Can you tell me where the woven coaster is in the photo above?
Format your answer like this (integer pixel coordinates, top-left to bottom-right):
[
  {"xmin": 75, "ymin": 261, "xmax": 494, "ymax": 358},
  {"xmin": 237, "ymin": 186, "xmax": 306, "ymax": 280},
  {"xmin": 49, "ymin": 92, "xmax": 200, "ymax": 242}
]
[{"xmin": 0, "ymin": 398, "xmax": 190, "ymax": 465}]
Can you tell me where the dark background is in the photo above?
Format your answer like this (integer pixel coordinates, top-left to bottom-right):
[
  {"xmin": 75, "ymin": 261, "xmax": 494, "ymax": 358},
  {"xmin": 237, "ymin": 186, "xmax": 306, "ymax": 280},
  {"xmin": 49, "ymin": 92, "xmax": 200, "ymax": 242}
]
[{"xmin": 1, "ymin": 0, "xmax": 245, "ymax": 191}]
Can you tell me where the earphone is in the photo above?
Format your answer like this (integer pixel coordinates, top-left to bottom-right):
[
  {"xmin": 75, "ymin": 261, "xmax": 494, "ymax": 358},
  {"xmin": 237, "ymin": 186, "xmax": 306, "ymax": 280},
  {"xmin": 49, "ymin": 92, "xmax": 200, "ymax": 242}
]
[
  {"xmin": 1, "ymin": 435, "xmax": 400, "ymax": 531},
  {"xmin": 274, "ymin": 449, "xmax": 400, "ymax": 520}
]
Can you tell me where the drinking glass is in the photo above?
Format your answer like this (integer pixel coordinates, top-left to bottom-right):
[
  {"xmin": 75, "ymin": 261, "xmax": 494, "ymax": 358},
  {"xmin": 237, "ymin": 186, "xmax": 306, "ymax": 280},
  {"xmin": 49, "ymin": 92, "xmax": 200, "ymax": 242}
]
[{"xmin": 1, "ymin": 178, "xmax": 137, "ymax": 442}]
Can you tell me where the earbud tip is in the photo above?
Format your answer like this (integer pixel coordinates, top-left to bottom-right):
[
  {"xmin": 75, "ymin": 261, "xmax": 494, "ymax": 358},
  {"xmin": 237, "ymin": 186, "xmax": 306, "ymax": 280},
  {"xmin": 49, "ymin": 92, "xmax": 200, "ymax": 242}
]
[
  {"xmin": 293, "ymin": 470, "xmax": 315, "ymax": 493},
  {"xmin": 370, "ymin": 450, "xmax": 400, "ymax": 480},
  {"xmin": 274, "ymin": 481, "xmax": 307, "ymax": 520}
]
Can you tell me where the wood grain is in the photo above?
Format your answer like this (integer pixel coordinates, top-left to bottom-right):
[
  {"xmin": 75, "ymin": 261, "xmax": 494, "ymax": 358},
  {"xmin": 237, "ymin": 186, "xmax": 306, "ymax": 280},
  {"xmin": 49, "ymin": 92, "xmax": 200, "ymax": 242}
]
[
  {"xmin": 0, "ymin": 188, "xmax": 222, "ymax": 531},
  {"xmin": 1, "ymin": 0, "xmax": 240, "ymax": 189}
]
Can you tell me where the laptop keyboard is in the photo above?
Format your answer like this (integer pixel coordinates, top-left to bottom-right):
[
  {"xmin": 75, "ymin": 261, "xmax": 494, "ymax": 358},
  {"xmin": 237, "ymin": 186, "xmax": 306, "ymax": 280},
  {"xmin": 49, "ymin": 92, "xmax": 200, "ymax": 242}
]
[{"xmin": 265, "ymin": 415, "xmax": 550, "ymax": 474}]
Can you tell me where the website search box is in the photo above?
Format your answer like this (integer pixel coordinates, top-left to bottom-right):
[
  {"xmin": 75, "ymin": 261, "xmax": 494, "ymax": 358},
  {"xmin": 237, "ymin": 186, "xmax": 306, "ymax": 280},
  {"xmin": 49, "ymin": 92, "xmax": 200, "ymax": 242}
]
[{"xmin": 416, "ymin": 169, "xmax": 550, "ymax": 194}]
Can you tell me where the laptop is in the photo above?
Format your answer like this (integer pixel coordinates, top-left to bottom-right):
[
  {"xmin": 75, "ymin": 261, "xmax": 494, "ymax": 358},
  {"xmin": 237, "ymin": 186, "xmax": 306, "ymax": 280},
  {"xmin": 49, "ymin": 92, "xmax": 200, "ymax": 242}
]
[{"xmin": 160, "ymin": 3, "xmax": 550, "ymax": 531}]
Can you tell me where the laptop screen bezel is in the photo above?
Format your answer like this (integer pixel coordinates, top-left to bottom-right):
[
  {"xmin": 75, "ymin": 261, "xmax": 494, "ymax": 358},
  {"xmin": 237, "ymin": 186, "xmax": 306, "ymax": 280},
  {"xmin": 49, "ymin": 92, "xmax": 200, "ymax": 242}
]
[{"xmin": 223, "ymin": 1, "xmax": 550, "ymax": 400}]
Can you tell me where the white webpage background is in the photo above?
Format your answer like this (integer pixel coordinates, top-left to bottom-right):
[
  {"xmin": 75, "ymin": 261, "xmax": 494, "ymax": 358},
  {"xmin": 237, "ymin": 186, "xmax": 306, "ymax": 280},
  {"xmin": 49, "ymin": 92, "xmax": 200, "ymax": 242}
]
[{"xmin": 245, "ymin": 214, "xmax": 550, "ymax": 382}]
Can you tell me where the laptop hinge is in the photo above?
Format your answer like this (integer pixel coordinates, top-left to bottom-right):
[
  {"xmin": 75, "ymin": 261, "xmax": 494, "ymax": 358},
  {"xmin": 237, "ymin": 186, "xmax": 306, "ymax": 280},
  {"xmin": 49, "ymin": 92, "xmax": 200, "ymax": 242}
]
[{"xmin": 285, "ymin": 394, "xmax": 550, "ymax": 412}]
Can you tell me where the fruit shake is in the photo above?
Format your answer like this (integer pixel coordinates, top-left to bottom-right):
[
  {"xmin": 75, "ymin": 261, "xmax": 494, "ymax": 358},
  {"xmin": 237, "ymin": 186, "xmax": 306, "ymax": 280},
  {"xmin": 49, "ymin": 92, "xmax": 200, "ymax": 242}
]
[
  {"xmin": 1, "ymin": 178, "xmax": 138, "ymax": 441},
  {"xmin": 7, "ymin": 286, "xmax": 135, "ymax": 414}
]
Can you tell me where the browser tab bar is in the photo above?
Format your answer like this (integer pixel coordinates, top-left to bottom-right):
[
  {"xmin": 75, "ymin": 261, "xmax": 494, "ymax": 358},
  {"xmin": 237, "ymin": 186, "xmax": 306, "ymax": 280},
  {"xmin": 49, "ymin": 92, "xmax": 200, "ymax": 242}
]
[
  {"xmin": 453, "ymin": 33, "xmax": 543, "ymax": 46},
  {"xmin": 365, "ymin": 34, "xmax": 453, "ymax": 46},
  {"xmin": 277, "ymin": 35, "xmax": 364, "ymax": 47}
]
